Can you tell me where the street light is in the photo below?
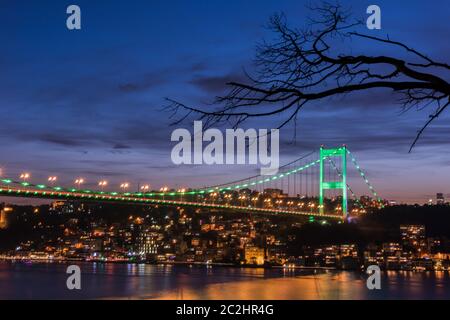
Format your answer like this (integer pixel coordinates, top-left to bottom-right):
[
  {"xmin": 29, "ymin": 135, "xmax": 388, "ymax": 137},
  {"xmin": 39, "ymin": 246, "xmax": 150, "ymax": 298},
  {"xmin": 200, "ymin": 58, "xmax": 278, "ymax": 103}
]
[
  {"xmin": 20, "ymin": 173, "xmax": 30, "ymax": 182},
  {"xmin": 275, "ymin": 199, "xmax": 283, "ymax": 208},
  {"xmin": 141, "ymin": 184, "xmax": 150, "ymax": 192},
  {"xmin": 98, "ymin": 180, "xmax": 108, "ymax": 192},
  {"xmin": 318, "ymin": 204, "xmax": 324, "ymax": 213},
  {"xmin": 287, "ymin": 201, "xmax": 294, "ymax": 210},
  {"xmin": 75, "ymin": 178, "xmax": 84, "ymax": 189},
  {"xmin": 238, "ymin": 195, "xmax": 247, "ymax": 207},
  {"xmin": 224, "ymin": 194, "xmax": 232, "ymax": 205},
  {"xmin": 160, "ymin": 186, "xmax": 168, "ymax": 200},
  {"xmin": 251, "ymin": 196, "xmax": 259, "ymax": 207},
  {"xmin": 177, "ymin": 188, "xmax": 186, "ymax": 201},
  {"xmin": 48, "ymin": 176, "xmax": 57, "ymax": 189},
  {"xmin": 210, "ymin": 192, "xmax": 218, "ymax": 204},
  {"xmin": 120, "ymin": 183, "xmax": 129, "ymax": 193}
]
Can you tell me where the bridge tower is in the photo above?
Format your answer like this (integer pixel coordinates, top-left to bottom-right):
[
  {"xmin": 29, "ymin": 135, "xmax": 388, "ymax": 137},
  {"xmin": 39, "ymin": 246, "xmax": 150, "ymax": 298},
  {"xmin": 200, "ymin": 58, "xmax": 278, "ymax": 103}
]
[{"xmin": 319, "ymin": 146, "xmax": 347, "ymax": 218}]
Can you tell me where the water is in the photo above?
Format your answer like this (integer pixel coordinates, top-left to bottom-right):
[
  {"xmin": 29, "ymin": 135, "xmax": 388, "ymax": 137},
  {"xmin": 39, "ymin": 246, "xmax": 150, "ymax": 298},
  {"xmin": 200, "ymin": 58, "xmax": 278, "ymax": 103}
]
[{"xmin": 0, "ymin": 261, "xmax": 449, "ymax": 299}]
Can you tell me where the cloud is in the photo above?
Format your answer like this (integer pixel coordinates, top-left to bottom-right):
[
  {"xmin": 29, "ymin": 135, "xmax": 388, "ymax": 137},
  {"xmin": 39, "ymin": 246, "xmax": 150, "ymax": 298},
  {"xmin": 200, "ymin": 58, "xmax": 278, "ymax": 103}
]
[
  {"xmin": 112, "ymin": 143, "xmax": 131, "ymax": 150},
  {"xmin": 189, "ymin": 71, "xmax": 248, "ymax": 95},
  {"xmin": 37, "ymin": 133, "xmax": 87, "ymax": 147},
  {"xmin": 118, "ymin": 71, "xmax": 169, "ymax": 93}
]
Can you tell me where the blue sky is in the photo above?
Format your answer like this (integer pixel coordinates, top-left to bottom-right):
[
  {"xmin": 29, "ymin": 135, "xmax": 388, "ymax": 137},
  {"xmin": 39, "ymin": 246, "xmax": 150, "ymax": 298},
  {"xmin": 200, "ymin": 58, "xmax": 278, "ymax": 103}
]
[{"xmin": 0, "ymin": 0, "xmax": 449, "ymax": 203}]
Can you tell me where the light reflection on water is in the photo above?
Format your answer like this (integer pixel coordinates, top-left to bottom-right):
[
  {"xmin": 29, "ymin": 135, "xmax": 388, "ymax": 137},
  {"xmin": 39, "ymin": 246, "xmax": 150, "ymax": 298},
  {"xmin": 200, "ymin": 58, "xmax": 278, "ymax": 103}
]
[{"xmin": 0, "ymin": 261, "xmax": 449, "ymax": 299}]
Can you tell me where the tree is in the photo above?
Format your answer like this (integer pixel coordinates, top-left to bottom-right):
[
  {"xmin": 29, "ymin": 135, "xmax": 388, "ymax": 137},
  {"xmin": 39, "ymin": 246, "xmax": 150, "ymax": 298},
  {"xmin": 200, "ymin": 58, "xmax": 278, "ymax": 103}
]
[{"xmin": 167, "ymin": 2, "xmax": 450, "ymax": 151}]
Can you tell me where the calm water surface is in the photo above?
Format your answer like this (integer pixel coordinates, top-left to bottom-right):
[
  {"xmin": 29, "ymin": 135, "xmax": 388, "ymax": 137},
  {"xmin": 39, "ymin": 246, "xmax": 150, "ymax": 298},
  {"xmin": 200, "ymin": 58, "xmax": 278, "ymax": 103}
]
[{"xmin": 0, "ymin": 261, "xmax": 449, "ymax": 299}]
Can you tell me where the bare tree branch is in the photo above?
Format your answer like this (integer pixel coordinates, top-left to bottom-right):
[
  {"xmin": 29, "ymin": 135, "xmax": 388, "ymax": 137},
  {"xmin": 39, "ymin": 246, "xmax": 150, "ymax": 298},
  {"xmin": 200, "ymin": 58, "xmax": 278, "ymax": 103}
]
[{"xmin": 166, "ymin": 2, "xmax": 450, "ymax": 151}]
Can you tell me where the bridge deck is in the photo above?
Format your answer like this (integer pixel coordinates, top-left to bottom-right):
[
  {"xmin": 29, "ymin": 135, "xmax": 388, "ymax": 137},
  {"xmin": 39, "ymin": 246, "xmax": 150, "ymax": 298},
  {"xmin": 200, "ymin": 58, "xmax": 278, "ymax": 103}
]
[{"xmin": 0, "ymin": 186, "xmax": 342, "ymax": 219}]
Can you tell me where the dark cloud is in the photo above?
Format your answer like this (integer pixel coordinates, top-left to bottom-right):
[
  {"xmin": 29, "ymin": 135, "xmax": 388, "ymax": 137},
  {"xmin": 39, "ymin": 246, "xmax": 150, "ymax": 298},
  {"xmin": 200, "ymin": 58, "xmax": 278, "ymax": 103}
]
[
  {"xmin": 189, "ymin": 72, "xmax": 248, "ymax": 95},
  {"xmin": 112, "ymin": 143, "xmax": 131, "ymax": 150},
  {"xmin": 118, "ymin": 71, "xmax": 169, "ymax": 93},
  {"xmin": 37, "ymin": 134, "xmax": 87, "ymax": 147},
  {"xmin": 78, "ymin": 170, "xmax": 127, "ymax": 178}
]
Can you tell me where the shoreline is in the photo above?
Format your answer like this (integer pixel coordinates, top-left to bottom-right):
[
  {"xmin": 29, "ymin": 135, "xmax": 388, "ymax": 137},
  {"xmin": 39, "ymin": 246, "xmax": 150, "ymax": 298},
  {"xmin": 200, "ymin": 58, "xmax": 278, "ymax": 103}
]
[
  {"xmin": 0, "ymin": 255, "xmax": 338, "ymax": 271},
  {"xmin": 0, "ymin": 256, "xmax": 444, "ymax": 272},
  {"xmin": 0, "ymin": 256, "xmax": 299, "ymax": 269}
]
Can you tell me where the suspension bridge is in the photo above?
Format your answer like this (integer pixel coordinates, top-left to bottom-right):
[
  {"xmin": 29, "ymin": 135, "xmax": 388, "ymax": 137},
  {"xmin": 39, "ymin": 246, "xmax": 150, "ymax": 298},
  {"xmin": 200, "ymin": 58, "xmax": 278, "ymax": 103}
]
[{"xmin": 0, "ymin": 146, "xmax": 382, "ymax": 220}]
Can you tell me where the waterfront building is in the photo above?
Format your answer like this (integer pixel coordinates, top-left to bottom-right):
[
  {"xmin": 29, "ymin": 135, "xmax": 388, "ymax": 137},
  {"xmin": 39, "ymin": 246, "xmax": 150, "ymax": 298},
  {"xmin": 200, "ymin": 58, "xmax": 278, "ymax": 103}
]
[
  {"xmin": 137, "ymin": 231, "xmax": 159, "ymax": 258},
  {"xmin": 400, "ymin": 224, "xmax": 427, "ymax": 255},
  {"xmin": 0, "ymin": 207, "xmax": 12, "ymax": 229},
  {"xmin": 437, "ymin": 193, "xmax": 445, "ymax": 205},
  {"xmin": 244, "ymin": 245, "xmax": 265, "ymax": 265}
]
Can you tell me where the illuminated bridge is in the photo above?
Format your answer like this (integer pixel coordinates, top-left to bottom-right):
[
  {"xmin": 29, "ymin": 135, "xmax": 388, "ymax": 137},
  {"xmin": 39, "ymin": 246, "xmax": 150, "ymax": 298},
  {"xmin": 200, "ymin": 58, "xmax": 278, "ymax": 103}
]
[{"xmin": 0, "ymin": 147, "xmax": 381, "ymax": 220}]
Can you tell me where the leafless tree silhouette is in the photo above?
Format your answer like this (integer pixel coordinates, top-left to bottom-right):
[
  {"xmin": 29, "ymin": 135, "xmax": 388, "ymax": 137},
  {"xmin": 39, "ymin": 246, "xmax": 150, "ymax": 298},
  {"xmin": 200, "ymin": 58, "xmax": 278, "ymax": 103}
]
[{"xmin": 166, "ymin": 2, "xmax": 450, "ymax": 151}]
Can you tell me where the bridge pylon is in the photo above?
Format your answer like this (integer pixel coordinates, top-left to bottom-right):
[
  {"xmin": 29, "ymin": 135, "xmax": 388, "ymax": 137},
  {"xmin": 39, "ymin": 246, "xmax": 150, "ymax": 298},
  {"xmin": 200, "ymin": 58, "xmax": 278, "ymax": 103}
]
[{"xmin": 319, "ymin": 146, "xmax": 347, "ymax": 219}]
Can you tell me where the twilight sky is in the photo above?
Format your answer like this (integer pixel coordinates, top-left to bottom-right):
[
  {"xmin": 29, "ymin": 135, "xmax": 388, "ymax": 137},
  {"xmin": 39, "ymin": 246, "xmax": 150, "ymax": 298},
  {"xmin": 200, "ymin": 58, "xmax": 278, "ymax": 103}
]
[{"xmin": 0, "ymin": 0, "xmax": 449, "ymax": 204}]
